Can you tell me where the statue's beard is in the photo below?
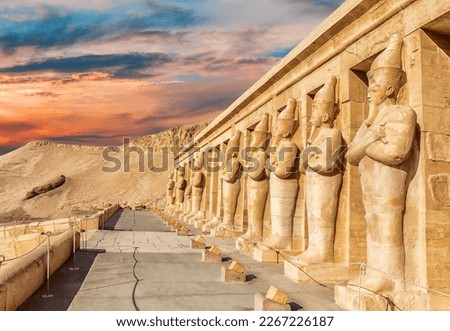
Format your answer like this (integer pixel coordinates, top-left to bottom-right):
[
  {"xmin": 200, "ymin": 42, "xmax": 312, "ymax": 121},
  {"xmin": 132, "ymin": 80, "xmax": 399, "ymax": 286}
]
[{"xmin": 364, "ymin": 103, "xmax": 380, "ymax": 126}]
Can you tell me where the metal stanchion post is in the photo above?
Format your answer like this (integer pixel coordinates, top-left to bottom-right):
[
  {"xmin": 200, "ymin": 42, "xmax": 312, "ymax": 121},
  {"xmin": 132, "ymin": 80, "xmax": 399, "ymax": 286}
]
[
  {"xmin": 85, "ymin": 216, "xmax": 90, "ymax": 249},
  {"xmin": 0, "ymin": 255, "xmax": 5, "ymax": 270},
  {"xmin": 69, "ymin": 221, "xmax": 79, "ymax": 271},
  {"xmin": 82, "ymin": 216, "xmax": 88, "ymax": 250},
  {"xmin": 42, "ymin": 231, "xmax": 53, "ymax": 298}
]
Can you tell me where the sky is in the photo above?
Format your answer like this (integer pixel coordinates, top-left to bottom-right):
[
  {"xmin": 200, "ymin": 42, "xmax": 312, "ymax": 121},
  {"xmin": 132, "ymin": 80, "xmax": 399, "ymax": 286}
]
[{"xmin": 0, "ymin": 0, "xmax": 343, "ymax": 154}]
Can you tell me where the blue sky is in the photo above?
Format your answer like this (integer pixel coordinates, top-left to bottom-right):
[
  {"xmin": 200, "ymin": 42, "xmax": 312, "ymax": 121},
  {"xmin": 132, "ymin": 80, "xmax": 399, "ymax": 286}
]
[{"xmin": 0, "ymin": 0, "xmax": 343, "ymax": 152}]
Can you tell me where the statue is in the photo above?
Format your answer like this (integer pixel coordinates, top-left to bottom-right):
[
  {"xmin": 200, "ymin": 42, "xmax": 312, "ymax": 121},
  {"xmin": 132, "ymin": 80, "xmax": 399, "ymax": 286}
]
[
  {"xmin": 237, "ymin": 114, "xmax": 270, "ymax": 248},
  {"xmin": 218, "ymin": 130, "xmax": 242, "ymax": 232},
  {"xmin": 298, "ymin": 75, "xmax": 343, "ymax": 263},
  {"xmin": 175, "ymin": 168, "xmax": 187, "ymax": 213},
  {"xmin": 264, "ymin": 98, "xmax": 299, "ymax": 250},
  {"xmin": 165, "ymin": 171, "xmax": 175, "ymax": 210},
  {"xmin": 183, "ymin": 184, "xmax": 192, "ymax": 217},
  {"xmin": 346, "ymin": 34, "xmax": 417, "ymax": 292},
  {"xmin": 187, "ymin": 151, "xmax": 205, "ymax": 223}
]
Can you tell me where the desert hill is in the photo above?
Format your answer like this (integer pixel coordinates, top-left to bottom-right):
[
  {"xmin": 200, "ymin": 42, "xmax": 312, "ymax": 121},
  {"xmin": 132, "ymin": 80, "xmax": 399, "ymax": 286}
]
[{"xmin": 0, "ymin": 123, "xmax": 207, "ymax": 224}]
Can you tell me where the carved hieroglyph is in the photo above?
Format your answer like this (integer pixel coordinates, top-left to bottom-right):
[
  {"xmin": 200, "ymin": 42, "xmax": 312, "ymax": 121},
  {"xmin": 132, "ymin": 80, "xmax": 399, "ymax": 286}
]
[
  {"xmin": 298, "ymin": 75, "xmax": 343, "ymax": 263},
  {"xmin": 188, "ymin": 151, "xmax": 205, "ymax": 221},
  {"xmin": 238, "ymin": 114, "xmax": 270, "ymax": 246},
  {"xmin": 347, "ymin": 34, "xmax": 417, "ymax": 293},
  {"xmin": 265, "ymin": 98, "xmax": 299, "ymax": 250},
  {"xmin": 220, "ymin": 130, "xmax": 242, "ymax": 230}
]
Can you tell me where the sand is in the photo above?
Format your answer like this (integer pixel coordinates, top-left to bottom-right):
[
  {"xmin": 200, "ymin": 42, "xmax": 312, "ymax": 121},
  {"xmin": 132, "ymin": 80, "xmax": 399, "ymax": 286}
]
[{"xmin": 0, "ymin": 124, "xmax": 207, "ymax": 224}]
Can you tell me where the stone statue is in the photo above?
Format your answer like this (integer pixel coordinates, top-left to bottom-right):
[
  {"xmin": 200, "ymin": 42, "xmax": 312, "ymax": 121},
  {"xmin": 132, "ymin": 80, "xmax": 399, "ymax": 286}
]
[
  {"xmin": 298, "ymin": 75, "xmax": 343, "ymax": 263},
  {"xmin": 346, "ymin": 34, "xmax": 417, "ymax": 292},
  {"xmin": 175, "ymin": 168, "xmax": 187, "ymax": 212},
  {"xmin": 237, "ymin": 114, "xmax": 270, "ymax": 248},
  {"xmin": 165, "ymin": 171, "xmax": 175, "ymax": 209},
  {"xmin": 183, "ymin": 184, "xmax": 192, "ymax": 216},
  {"xmin": 219, "ymin": 130, "xmax": 242, "ymax": 232},
  {"xmin": 264, "ymin": 98, "xmax": 299, "ymax": 250},
  {"xmin": 187, "ymin": 151, "xmax": 205, "ymax": 223}
]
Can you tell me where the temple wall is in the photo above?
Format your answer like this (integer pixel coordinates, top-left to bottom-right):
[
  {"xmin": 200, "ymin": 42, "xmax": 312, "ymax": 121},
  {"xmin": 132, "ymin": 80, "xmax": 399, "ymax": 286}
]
[{"xmin": 173, "ymin": 0, "xmax": 450, "ymax": 310}]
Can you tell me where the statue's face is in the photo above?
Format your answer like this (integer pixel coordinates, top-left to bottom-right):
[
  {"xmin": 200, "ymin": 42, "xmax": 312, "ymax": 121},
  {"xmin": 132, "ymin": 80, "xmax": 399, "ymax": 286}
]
[
  {"xmin": 275, "ymin": 120, "xmax": 292, "ymax": 139},
  {"xmin": 311, "ymin": 102, "xmax": 330, "ymax": 127},
  {"xmin": 194, "ymin": 153, "xmax": 203, "ymax": 168},
  {"xmin": 368, "ymin": 80, "xmax": 389, "ymax": 106}
]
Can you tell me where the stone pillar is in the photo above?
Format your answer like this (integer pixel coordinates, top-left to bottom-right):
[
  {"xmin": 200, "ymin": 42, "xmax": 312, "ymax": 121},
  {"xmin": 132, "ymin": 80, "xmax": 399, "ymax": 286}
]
[
  {"xmin": 208, "ymin": 147, "xmax": 220, "ymax": 218},
  {"xmin": 402, "ymin": 29, "xmax": 450, "ymax": 310}
]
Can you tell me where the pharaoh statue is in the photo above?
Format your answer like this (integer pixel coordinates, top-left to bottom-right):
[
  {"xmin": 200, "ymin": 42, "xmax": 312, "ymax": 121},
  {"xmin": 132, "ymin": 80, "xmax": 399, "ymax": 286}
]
[
  {"xmin": 218, "ymin": 130, "xmax": 242, "ymax": 233},
  {"xmin": 175, "ymin": 168, "xmax": 187, "ymax": 214},
  {"xmin": 263, "ymin": 98, "xmax": 299, "ymax": 250},
  {"xmin": 183, "ymin": 184, "xmax": 192, "ymax": 217},
  {"xmin": 237, "ymin": 114, "xmax": 270, "ymax": 249},
  {"xmin": 298, "ymin": 75, "xmax": 343, "ymax": 263},
  {"xmin": 165, "ymin": 171, "xmax": 175, "ymax": 211},
  {"xmin": 187, "ymin": 151, "xmax": 205, "ymax": 223},
  {"xmin": 346, "ymin": 34, "xmax": 417, "ymax": 292}
]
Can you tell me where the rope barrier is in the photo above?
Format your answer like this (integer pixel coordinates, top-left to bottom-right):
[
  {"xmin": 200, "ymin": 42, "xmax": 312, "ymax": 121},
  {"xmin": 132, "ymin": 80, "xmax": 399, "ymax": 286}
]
[
  {"xmin": 3, "ymin": 237, "xmax": 48, "ymax": 263},
  {"xmin": 245, "ymin": 230, "xmax": 450, "ymax": 304},
  {"xmin": 2, "ymin": 218, "xmax": 76, "ymax": 263},
  {"xmin": 364, "ymin": 265, "xmax": 450, "ymax": 299}
]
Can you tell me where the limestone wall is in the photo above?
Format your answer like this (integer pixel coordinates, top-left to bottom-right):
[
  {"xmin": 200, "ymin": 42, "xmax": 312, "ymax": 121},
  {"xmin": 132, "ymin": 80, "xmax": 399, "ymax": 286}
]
[
  {"xmin": 0, "ymin": 204, "xmax": 119, "ymax": 310},
  {"xmin": 0, "ymin": 230, "xmax": 75, "ymax": 311},
  {"xmin": 174, "ymin": 0, "xmax": 450, "ymax": 310}
]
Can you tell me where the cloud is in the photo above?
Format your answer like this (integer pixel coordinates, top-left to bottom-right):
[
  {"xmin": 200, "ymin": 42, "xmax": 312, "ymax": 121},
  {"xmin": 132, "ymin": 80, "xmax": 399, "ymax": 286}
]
[
  {"xmin": 52, "ymin": 72, "xmax": 112, "ymax": 85},
  {"xmin": 0, "ymin": 0, "xmax": 344, "ymax": 153},
  {"xmin": 0, "ymin": 121, "xmax": 38, "ymax": 132},
  {"xmin": 0, "ymin": 2, "xmax": 204, "ymax": 52},
  {"xmin": 0, "ymin": 53, "xmax": 173, "ymax": 78}
]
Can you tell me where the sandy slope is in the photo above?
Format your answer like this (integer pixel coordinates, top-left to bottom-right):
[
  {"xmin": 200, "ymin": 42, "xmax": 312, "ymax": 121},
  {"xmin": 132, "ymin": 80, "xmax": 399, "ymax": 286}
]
[{"xmin": 0, "ymin": 124, "xmax": 206, "ymax": 223}]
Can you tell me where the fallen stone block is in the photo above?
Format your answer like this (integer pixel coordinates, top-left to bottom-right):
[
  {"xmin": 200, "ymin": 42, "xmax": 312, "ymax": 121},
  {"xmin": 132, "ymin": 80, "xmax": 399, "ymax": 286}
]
[
  {"xmin": 221, "ymin": 261, "xmax": 246, "ymax": 283},
  {"xmin": 202, "ymin": 245, "xmax": 222, "ymax": 263},
  {"xmin": 176, "ymin": 226, "xmax": 189, "ymax": 236},
  {"xmin": 190, "ymin": 235, "xmax": 206, "ymax": 249},
  {"xmin": 254, "ymin": 293, "xmax": 291, "ymax": 311},
  {"xmin": 266, "ymin": 286, "xmax": 288, "ymax": 304}
]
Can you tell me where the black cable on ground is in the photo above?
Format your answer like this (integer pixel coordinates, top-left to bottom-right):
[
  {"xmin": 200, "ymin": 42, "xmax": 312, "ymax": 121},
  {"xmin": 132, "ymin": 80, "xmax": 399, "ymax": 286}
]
[{"xmin": 131, "ymin": 246, "xmax": 141, "ymax": 311}]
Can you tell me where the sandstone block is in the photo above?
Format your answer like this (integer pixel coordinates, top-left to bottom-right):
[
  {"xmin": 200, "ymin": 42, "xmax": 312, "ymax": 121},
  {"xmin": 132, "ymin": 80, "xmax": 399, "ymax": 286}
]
[
  {"xmin": 254, "ymin": 293, "xmax": 291, "ymax": 311},
  {"xmin": 176, "ymin": 226, "xmax": 189, "ymax": 236},
  {"xmin": 265, "ymin": 286, "xmax": 288, "ymax": 305},
  {"xmin": 252, "ymin": 246, "xmax": 295, "ymax": 264},
  {"xmin": 212, "ymin": 227, "xmax": 236, "ymax": 238},
  {"xmin": 335, "ymin": 285, "xmax": 428, "ymax": 311},
  {"xmin": 202, "ymin": 245, "xmax": 222, "ymax": 263},
  {"xmin": 221, "ymin": 264, "xmax": 246, "ymax": 283},
  {"xmin": 190, "ymin": 235, "xmax": 206, "ymax": 250},
  {"xmin": 284, "ymin": 260, "xmax": 350, "ymax": 284},
  {"xmin": 190, "ymin": 239, "xmax": 205, "ymax": 250}
]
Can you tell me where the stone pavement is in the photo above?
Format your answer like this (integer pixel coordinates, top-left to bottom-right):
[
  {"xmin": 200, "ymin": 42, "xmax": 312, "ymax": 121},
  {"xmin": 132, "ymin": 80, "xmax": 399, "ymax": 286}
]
[{"xmin": 21, "ymin": 210, "xmax": 342, "ymax": 311}]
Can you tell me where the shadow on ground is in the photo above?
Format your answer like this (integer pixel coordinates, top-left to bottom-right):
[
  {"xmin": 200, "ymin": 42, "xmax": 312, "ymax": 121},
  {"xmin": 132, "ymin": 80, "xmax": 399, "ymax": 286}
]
[{"xmin": 18, "ymin": 250, "xmax": 103, "ymax": 311}]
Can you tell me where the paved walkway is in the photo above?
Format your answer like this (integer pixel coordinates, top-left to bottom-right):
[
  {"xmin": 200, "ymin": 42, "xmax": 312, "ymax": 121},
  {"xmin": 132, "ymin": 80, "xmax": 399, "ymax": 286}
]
[{"xmin": 21, "ymin": 210, "xmax": 342, "ymax": 311}]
